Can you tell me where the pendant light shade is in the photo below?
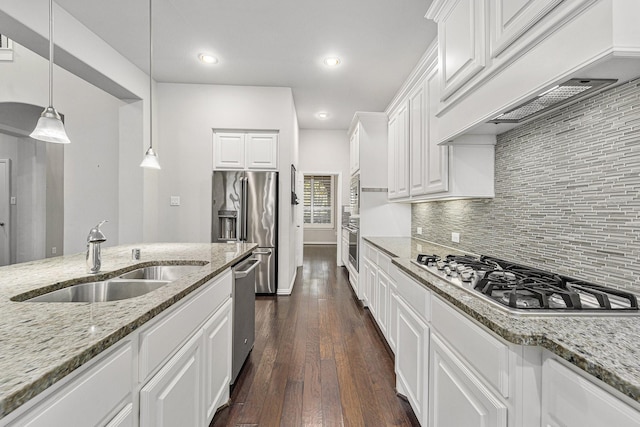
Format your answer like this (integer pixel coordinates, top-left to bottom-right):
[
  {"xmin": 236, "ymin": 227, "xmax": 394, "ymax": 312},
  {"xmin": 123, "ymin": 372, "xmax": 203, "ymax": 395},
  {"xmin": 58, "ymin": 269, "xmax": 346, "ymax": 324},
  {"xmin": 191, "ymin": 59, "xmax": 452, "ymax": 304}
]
[
  {"xmin": 140, "ymin": 146, "xmax": 161, "ymax": 169},
  {"xmin": 30, "ymin": 0, "xmax": 70, "ymax": 144},
  {"xmin": 140, "ymin": 0, "xmax": 161, "ymax": 169}
]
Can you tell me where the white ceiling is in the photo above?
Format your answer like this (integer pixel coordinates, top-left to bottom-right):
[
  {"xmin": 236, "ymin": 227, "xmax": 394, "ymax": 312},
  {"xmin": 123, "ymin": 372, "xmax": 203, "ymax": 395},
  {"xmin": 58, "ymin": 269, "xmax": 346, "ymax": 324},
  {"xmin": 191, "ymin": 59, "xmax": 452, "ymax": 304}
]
[{"xmin": 55, "ymin": 0, "xmax": 437, "ymax": 130}]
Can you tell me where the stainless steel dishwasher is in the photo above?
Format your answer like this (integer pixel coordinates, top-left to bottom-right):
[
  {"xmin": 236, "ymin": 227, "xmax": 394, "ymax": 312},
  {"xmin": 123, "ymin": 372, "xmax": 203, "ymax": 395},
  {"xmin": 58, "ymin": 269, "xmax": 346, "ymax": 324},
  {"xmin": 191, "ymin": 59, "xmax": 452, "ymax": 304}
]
[{"xmin": 231, "ymin": 257, "xmax": 260, "ymax": 384}]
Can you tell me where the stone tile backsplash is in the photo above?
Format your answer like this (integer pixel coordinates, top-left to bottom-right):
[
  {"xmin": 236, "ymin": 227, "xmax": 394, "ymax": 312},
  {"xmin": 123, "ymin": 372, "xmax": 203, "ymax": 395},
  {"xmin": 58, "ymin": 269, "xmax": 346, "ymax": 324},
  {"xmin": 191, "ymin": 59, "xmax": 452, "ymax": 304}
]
[{"xmin": 412, "ymin": 79, "xmax": 640, "ymax": 291}]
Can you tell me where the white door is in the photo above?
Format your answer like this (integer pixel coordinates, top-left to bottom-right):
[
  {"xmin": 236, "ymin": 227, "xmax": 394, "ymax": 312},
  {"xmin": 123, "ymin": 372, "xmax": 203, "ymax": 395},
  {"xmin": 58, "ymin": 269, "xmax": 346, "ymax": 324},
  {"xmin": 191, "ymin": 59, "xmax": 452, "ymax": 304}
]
[{"xmin": 0, "ymin": 159, "xmax": 10, "ymax": 266}]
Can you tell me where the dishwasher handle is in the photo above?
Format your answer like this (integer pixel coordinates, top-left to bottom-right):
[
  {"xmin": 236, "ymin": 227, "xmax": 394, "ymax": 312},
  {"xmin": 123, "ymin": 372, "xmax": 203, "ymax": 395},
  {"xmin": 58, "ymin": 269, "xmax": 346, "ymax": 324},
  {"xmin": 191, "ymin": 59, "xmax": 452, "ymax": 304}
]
[{"xmin": 233, "ymin": 258, "xmax": 260, "ymax": 279}]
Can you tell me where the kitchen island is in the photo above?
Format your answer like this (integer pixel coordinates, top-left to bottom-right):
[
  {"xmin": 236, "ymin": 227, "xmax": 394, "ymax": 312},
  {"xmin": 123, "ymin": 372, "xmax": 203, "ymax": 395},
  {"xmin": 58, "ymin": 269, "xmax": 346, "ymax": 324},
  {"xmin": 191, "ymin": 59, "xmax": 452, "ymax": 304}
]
[
  {"xmin": 363, "ymin": 236, "xmax": 640, "ymax": 427},
  {"xmin": 0, "ymin": 242, "xmax": 256, "ymax": 423}
]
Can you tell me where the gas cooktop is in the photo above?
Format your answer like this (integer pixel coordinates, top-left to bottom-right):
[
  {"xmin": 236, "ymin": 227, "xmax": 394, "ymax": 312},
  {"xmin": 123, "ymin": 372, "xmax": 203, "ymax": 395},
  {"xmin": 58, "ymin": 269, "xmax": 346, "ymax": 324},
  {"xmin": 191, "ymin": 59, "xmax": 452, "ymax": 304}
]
[{"xmin": 411, "ymin": 254, "xmax": 639, "ymax": 316}]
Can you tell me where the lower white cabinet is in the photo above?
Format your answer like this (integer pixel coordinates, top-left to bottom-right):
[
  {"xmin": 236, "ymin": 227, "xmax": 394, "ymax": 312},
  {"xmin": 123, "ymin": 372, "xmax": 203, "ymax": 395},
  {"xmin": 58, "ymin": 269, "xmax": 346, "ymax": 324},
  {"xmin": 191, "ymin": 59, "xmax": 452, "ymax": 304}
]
[
  {"xmin": 203, "ymin": 299, "xmax": 233, "ymax": 424},
  {"xmin": 395, "ymin": 296, "xmax": 429, "ymax": 426},
  {"xmin": 105, "ymin": 403, "xmax": 134, "ymax": 427},
  {"xmin": 376, "ymin": 270, "xmax": 390, "ymax": 337},
  {"xmin": 388, "ymin": 283, "xmax": 399, "ymax": 354},
  {"xmin": 429, "ymin": 333, "xmax": 507, "ymax": 427},
  {"xmin": 542, "ymin": 355, "xmax": 640, "ymax": 427},
  {"xmin": 140, "ymin": 330, "xmax": 204, "ymax": 427},
  {"xmin": 4, "ymin": 270, "xmax": 234, "ymax": 427},
  {"xmin": 9, "ymin": 343, "xmax": 133, "ymax": 427}
]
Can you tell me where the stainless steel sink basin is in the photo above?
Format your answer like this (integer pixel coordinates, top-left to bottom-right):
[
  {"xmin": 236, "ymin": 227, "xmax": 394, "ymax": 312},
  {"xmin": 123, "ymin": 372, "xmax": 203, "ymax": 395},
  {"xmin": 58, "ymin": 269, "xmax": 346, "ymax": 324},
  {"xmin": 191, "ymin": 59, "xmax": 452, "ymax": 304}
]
[
  {"xmin": 117, "ymin": 265, "xmax": 203, "ymax": 281},
  {"xmin": 25, "ymin": 279, "xmax": 170, "ymax": 303}
]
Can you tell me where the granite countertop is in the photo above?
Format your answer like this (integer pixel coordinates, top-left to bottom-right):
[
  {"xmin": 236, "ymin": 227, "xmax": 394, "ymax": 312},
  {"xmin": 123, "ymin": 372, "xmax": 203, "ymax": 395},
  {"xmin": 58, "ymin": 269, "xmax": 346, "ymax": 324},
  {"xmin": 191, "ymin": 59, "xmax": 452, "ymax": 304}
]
[
  {"xmin": 364, "ymin": 236, "xmax": 640, "ymax": 405},
  {"xmin": 0, "ymin": 242, "xmax": 256, "ymax": 419}
]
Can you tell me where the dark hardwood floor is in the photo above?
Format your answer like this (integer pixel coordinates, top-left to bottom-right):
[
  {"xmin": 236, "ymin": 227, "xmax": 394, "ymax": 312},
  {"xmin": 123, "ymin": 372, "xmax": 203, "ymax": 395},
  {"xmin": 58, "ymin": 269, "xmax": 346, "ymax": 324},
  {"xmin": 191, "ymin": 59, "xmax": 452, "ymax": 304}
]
[{"xmin": 211, "ymin": 244, "xmax": 420, "ymax": 427}]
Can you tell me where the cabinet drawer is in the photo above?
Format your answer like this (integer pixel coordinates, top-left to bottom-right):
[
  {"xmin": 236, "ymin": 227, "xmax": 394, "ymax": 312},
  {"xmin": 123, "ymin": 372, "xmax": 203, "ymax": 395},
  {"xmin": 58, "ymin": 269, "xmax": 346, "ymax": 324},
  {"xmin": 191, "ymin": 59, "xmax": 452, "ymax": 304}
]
[
  {"xmin": 431, "ymin": 296, "xmax": 509, "ymax": 398},
  {"xmin": 139, "ymin": 269, "xmax": 232, "ymax": 381},
  {"xmin": 365, "ymin": 244, "xmax": 378, "ymax": 264},
  {"xmin": 394, "ymin": 267, "xmax": 431, "ymax": 323},
  {"xmin": 15, "ymin": 343, "xmax": 132, "ymax": 427},
  {"xmin": 378, "ymin": 252, "xmax": 391, "ymax": 274}
]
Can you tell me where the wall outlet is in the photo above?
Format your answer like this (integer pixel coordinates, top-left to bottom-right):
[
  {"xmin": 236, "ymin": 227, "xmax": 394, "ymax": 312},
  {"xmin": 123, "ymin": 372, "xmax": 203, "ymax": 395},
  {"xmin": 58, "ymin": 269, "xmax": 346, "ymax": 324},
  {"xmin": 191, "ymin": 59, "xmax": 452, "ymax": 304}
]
[
  {"xmin": 170, "ymin": 196, "xmax": 181, "ymax": 206},
  {"xmin": 451, "ymin": 232, "xmax": 460, "ymax": 243},
  {"xmin": 10, "ymin": 196, "xmax": 16, "ymax": 205},
  {"xmin": 417, "ymin": 227, "xmax": 423, "ymax": 235},
  {"xmin": 416, "ymin": 243, "xmax": 423, "ymax": 252},
  {"xmin": 51, "ymin": 247, "xmax": 57, "ymax": 254}
]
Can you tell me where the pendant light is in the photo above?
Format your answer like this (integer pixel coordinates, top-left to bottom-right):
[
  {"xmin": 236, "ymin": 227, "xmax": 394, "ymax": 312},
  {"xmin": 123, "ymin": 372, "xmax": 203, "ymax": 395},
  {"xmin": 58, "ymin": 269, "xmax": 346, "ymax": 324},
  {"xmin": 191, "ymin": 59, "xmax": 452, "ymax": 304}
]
[
  {"xmin": 30, "ymin": 0, "xmax": 71, "ymax": 144},
  {"xmin": 140, "ymin": 0, "xmax": 161, "ymax": 169}
]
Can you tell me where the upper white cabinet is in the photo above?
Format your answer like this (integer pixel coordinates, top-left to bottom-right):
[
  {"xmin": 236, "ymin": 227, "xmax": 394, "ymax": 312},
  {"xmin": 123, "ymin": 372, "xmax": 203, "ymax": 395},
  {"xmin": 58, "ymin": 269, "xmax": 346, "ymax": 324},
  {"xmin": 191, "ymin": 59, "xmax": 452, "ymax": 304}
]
[
  {"xmin": 348, "ymin": 112, "xmax": 389, "ymax": 188},
  {"xmin": 349, "ymin": 124, "xmax": 360, "ymax": 175},
  {"xmin": 387, "ymin": 102, "xmax": 410, "ymax": 200},
  {"xmin": 386, "ymin": 46, "xmax": 494, "ymax": 202},
  {"xmin": 213, "ymin": 131, "xmax": 278, "ymax": 170},
  {"xmin": 432, "ymin": 0, "xmax": 487, "ymax": 101},
  {"xmin": 426, "ymin": 0, "xmax": 640, "ymax": 144}
]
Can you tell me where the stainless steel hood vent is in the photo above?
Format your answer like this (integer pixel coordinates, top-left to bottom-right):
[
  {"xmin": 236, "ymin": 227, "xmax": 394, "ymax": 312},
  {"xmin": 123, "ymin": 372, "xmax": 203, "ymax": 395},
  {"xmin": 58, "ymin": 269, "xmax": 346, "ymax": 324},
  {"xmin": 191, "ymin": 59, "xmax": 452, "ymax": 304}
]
[{"xmin": 489, "ymin": 78, "xmax": 617, "ymax": 123}]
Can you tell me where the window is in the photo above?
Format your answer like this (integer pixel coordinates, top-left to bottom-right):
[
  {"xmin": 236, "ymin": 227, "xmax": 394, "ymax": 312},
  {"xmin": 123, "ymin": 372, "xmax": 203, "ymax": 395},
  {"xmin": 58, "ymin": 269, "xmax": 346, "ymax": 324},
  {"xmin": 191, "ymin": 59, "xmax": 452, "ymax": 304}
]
[{"xmin": 303, "ymin": 175, "xmax": 334, "ymax": 228}]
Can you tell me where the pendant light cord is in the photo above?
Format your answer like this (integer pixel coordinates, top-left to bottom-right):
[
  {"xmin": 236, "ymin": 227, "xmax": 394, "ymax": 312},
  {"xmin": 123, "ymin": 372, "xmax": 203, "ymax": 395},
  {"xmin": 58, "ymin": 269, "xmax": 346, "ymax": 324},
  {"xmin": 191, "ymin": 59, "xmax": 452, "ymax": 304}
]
[
  {"xmin": 148, "ymin": 0, "xmax": 153, "ymax": 150},
  {"xmin": 49, "ymin": 0, "xmax": 54, "ymax": 108}
]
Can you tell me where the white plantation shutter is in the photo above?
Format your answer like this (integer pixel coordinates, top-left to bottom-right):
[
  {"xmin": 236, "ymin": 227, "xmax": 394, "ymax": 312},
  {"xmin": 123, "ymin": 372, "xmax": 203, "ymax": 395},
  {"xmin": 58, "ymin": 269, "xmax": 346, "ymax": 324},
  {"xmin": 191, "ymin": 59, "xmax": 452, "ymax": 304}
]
[{"xmin": 303, "ymin": 175, "xmax": 334, "ymax": 228}]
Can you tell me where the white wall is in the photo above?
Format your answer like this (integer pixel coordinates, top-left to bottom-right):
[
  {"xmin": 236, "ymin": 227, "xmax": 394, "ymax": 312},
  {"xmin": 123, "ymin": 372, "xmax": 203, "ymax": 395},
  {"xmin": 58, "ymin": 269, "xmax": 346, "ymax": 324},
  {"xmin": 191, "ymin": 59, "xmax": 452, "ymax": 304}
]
[
  {"xmin": 0, "ymin": 43, "xmax": 124, "ymax": 255},
  {"xmin": 155, "ymin": 83, "xmax": 299, "ymax": 294},
  {"xmin": 299, "ymin": 130, "xmax": 349, "ymax": 245}
]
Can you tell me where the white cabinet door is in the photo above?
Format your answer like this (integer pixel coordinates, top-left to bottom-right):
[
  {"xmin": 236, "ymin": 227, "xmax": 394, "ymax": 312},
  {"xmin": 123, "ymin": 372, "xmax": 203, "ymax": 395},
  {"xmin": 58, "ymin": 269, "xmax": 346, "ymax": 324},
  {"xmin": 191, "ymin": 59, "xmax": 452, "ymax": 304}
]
[
  {"xmin": 388, "ymin": 288, "xmax": 399, "ymax": 354},
  {"xmin": 14, "ymin": 343, "xmax": 133, "ymax": 427},
  {"xmin": 203, "ymin": 299, "xmax": 233, "ymax": 424},
  {"xmin": 387, "ymin": 114, "xmax": 398, "ymax": 199},
  {"xmin": 350, "ymin": 124, "xmax": 360, "ymax": 175},
  {"xmin": 105, "ymin": 403, "xmax": 133, "ymax": 427},
  {"xmin": 425, "ymin": 68, "xmax": 448, "ymax": 194},
  {"xmin": 140, "ymin": 331, "xmax": 203, "ymax": 427},
  {"xmin": 376, "ymin": 269, "xmax": 390, "ymax": 338},
  {"xmin": 409, "ymin": 78, "xmax": 427, "ymax": 196},
  {"xmin": 435, "ymin": 0, "xmax": 487, "ymax": 100},
  {"xmin": 367, "ymin": 260, "xmax": 377, "ymax": 316},
  {"xmin": 246, "ymin": 133, "xmax": 278, "ymax": 170},
  {"xmin": 213, "ymin": 132, "xmax": 245, "ymax": 169},
  {"xmin": 429, "ymin": 334, "xmax": 507, "ymax": 427},
  {"xmin": 394, "ymin": 103, "xmax": 410, "ymax": 199},
  {"xmin": 542, "ymin": 357, "xmax": 640, "ymax": 427},
  {"xmin": 396, "ymin": 297, "xmax": 429, "ymax": 425}
]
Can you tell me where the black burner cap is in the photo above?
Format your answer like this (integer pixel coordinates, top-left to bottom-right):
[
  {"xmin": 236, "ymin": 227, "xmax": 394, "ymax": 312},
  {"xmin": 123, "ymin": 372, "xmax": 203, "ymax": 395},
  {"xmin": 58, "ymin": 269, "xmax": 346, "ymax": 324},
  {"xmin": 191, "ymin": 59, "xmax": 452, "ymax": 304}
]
[{"xmin": 416, "ymin": 254, "xmax": 440, "ymax": 265}]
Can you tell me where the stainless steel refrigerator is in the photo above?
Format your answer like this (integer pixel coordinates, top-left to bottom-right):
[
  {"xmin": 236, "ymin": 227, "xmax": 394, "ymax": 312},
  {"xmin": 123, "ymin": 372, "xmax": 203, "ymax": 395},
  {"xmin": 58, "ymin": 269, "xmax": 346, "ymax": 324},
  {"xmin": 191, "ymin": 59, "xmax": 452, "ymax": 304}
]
[{"xmin": 212, "ymin": 171, "xmax": 278, "ymax": 294}]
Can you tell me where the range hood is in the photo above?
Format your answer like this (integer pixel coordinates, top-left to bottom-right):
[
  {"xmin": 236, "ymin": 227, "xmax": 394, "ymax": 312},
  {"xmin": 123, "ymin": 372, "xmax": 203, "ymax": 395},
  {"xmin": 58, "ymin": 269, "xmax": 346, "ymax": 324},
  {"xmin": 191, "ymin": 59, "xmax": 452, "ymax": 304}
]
[{"xmin": 488, "ymin": 78, "xmax": 617, "ymax": 124}]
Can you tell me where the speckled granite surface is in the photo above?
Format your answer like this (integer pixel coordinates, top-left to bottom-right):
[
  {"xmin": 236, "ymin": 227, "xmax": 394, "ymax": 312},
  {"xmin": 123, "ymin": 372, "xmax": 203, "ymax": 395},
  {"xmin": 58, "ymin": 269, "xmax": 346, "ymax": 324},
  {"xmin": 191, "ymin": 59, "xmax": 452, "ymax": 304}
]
[
  {"xmin": 0, "ymin": 242, "xmax": 256, "ymax": 419},
  {"xmin": 364, "ymin": 236, "xmax": 640, "ymax": 404}
]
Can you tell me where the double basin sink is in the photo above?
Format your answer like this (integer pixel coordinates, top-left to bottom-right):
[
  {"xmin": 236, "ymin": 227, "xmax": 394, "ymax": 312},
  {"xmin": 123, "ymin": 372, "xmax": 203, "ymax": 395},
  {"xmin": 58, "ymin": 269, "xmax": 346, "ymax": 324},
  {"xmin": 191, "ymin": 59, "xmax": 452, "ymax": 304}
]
[{"xmin": 24, "ymin": 265, "xmax": 204, "ymax": 303}]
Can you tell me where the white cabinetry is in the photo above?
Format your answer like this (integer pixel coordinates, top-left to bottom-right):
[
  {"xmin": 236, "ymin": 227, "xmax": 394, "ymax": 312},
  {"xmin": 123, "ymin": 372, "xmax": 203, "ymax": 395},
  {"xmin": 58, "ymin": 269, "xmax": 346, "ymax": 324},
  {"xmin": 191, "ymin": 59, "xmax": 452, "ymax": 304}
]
[
  {"xmin": 5, "ymin": 269, "xmax": 235, "ymax": 427},
  {"xmin": 349, "ymin": 124, "xmax": 360, "ymax": 175},
  {"xmin": 432, "ymin": 0, "xmax": 487, "ymax": 101},
  {"xmin": 396, "ymin": 296, "xmax": 429, "ymax": 425},
  {"xmin": 361, "ymin": 242, "xmax": 397, "ymax": 350},
  {"xmin": 430, "ymin": 334, "xmax": 507, "ymax": 427},
  {"xmin": 8, "ymin": 343, "xmax": 132, "ymax": 427},
  {"xmin": 387, "ymin": 103, "xmax": 409, "ymax": 200},
  {"xmin": 542, "ymin": 354, "xmax": 640, "ymax": 427},
  {"xmin": 386, "ymin": 45, "xmax": 494, "ymax": 203},
  {"xmin": 213, "ymin": 131, "xmax": 278, "ymax": 170},
  {"xmin": 140, "ymin": 331, "xmax": 204, "ymax": 427},
  {"xmin": 341, "ymin": 228, "xmax": 349, "ymax": 267},
  {"xmin": 426, "ymin": 0, "xmax": 640, "ymax": 144},
  {"xmin": 203, "ymin": 299, "xmax": 233, "ymax": 424}
]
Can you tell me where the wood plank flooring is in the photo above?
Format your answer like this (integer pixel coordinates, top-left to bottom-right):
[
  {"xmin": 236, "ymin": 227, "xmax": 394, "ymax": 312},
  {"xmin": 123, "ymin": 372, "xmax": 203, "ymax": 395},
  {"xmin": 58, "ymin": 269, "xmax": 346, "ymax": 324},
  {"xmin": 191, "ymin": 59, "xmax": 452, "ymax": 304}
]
[{"xmin": 211, "ymin": 245, "xmax": 420, "ymax": 427}]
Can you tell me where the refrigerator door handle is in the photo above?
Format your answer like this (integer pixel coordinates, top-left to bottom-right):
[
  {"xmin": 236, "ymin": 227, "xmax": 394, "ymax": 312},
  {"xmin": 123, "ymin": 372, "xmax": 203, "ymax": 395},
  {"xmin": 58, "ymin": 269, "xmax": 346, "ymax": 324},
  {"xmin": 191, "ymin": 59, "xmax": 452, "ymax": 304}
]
[
  {"xmin": 241, "ymin": 176, "xmax": 248, "ymax": 241},
  {"xmin": 253, "ymin": 249, "xmax": 272, "ymax": 255}
]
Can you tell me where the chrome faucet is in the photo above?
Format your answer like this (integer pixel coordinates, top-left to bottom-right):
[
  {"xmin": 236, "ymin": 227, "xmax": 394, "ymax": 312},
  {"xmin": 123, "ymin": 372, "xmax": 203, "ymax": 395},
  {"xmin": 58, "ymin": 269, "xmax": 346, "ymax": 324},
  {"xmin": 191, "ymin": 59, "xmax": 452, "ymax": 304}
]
[{"xmin": 86, "ymin": 220, "xmax": 108, "ymax": 274}]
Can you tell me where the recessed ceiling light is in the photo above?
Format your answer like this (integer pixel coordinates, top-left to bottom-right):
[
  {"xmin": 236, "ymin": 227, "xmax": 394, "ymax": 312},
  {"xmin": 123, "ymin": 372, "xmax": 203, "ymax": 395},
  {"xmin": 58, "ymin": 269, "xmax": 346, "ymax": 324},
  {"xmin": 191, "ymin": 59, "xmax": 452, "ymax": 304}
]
[
  {"xmin": 198, "ymin": 53, "xmax": 218, "ymax": 64},
  {"xmin": 316, "ymin": 112, "xmax": 330, "ymax": 120},
  {"xmin": 323, "ymin": 57, "xmax": 341, "ymax": 67}
]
